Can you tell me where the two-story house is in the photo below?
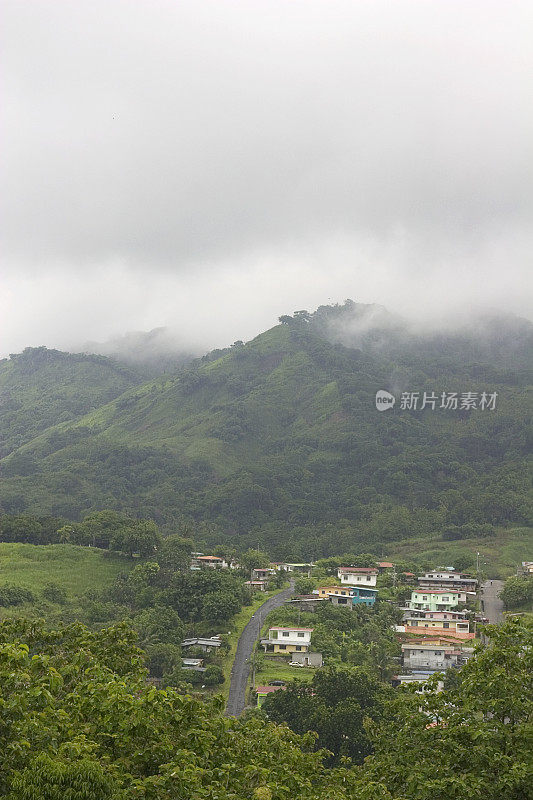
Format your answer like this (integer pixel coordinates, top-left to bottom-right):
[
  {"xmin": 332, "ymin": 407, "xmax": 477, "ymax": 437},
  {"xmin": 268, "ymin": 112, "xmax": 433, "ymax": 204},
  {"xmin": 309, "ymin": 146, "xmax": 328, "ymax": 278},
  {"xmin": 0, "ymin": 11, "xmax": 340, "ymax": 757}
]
[
  {"xmin": 405, "ymin": 589, "xmax": 470, "ymax": 612},
  {"xmin": 261, "ymin": 627, "xmax": 313, "ymax": 654},
  {"xmin": 417, "ymin": 570, "xmax": 477, "ymax": 592},
  {"xmin": 401, "ymin": 638, "xmax": 473, "ymax": 671},
  {"xmin": 316, "ymin": 584, "xmax": 378, "ymax": 607},
  {"xmin": 402, "ymin": 608, "xmax": 471, "ymax": 635}
]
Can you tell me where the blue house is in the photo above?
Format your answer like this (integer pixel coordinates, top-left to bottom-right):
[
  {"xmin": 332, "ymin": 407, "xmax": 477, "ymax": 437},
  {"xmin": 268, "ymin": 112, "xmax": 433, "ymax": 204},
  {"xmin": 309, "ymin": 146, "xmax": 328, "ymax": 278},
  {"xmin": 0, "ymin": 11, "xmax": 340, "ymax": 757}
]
[
  {"xmin": 351, "ymin": 587, "xmax": 378, "ymax": 606},
  {"xmin": 328, "ymin": 586, "xmax": 378, "ymax": 608}
]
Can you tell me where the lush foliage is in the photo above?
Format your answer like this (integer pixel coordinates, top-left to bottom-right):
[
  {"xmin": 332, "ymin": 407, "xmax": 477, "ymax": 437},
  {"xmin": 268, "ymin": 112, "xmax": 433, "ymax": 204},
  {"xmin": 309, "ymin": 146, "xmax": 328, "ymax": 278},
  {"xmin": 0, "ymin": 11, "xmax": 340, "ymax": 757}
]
[
  {"xmin": 263, "ymin": 665, "xmax": 393, "ymax": 764},
  {"xmin": 0, "ymin": 617, "xmax": 530, "ymax": 798},
  {"xmin": 0, "ymin": 619, "xmax": 359, "ymax": 799},
  {"xmin": 500, "ymin": 574, "xmax": 533, "ymax": 609}
]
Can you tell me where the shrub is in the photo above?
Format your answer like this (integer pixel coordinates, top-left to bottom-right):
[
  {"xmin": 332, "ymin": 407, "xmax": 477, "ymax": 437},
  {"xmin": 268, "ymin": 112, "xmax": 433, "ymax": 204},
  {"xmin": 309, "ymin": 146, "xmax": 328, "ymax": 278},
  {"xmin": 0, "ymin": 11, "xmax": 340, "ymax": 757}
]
[{"xmin": 0, "ymin": 584, "xmax": 35, "ymax": 606}]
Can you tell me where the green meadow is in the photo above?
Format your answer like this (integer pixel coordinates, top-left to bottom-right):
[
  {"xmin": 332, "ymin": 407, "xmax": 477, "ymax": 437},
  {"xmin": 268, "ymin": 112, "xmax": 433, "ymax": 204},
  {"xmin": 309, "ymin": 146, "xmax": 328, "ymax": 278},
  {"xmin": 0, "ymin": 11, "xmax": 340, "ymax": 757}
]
[{"xmin": 0, "ymin": 543, "xmax": 130, "ymax": 600}]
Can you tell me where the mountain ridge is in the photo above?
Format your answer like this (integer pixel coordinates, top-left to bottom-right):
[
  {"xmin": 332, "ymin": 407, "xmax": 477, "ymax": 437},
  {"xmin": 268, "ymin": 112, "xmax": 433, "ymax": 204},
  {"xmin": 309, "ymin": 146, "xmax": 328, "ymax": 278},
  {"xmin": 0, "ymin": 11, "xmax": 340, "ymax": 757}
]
[{"xmin": 0, "ymin": 302, "xmax": 531, "ymax": 557}]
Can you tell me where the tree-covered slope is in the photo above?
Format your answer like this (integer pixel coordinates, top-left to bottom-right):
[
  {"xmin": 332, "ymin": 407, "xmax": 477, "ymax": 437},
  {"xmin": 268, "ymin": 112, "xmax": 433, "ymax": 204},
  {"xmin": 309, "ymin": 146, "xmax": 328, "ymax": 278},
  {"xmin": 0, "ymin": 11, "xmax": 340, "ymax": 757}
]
[
  {"xmin": 0, "ymin": 303, "xmax": 531, "ymax": 556},
  {"xmin": 0, "ymin": 347, "xmax": 147, "ymax": 460}
]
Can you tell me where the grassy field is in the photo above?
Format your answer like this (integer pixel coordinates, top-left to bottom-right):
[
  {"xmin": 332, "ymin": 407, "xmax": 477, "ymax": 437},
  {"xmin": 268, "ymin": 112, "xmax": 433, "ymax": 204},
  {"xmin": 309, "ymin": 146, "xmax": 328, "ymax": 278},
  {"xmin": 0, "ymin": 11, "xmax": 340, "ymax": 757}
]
[
  {"xmin": 252, "ymin": 656, "xmax": 314, "ymax": 688},
  {"xmin": 0, "ymin": 543, "xmax": 131, "ymax": 600},
  {"xmin": 383, "ymin": 526, "xmax": 532, "ymax": 579}
]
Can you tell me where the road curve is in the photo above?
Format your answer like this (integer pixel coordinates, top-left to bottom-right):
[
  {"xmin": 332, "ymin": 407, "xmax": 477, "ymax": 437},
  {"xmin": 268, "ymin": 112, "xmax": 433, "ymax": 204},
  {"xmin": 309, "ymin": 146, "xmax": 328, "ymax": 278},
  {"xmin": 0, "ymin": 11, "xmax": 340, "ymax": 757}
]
[
  {"xmin": 480, "ymin": 579, "xmax": 504, "ymax": 624},
  {"xmin": 225, "ymin": 583, "xmax": 294, "ymax": 717}
]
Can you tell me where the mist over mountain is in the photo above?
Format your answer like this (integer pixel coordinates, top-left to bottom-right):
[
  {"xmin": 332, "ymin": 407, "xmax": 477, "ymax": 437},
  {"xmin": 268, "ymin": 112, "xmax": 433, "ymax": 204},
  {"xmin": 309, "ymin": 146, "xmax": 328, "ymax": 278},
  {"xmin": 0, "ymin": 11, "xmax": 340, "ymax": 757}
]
[
  {"xmin": 291, "ymin": 301, "xmax": 533, "ymax": 374},
  {"xmin": 79, "ymin": 327, "xmax": 200, "ymax": 376}
]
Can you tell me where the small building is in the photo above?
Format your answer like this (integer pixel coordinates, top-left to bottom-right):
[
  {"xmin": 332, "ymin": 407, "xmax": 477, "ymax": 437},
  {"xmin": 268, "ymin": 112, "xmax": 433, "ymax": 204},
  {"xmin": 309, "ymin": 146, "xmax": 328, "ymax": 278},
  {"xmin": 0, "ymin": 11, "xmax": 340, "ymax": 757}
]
[
  {"xmin": 181, "ymin": 658, "xmax": 206, "ymax": 672},
  {"xmin": 392, "ymin": 673, "xmax": 445, "ymax": 692},
  {"xmin": 191, "ymin": 555, "xmax": 228, "ymax": 570},
  {"xmin": 521, "ymin": 561, "xmax": 533, "ymax": 575},
  {"xmin": 329, "ymin": 586, "xmax": 378, "ymax": 607},
  {"xmin": 255, "ymin": 685, "xmax": 284, "ymax": 707},
  {"xmin": 290, "ymin": 650, "xmax": 323, "ymax": 667},
  {"xmin": 286, "ymin": 595, "xmax": 326, "ymax": 611},
  {"xmin": 181, "ymin": 636, "xmax": 223, "ymax": 652},
  {"xmin": 376, "ymin": 561, "xmax": 394, "ymax": 572},
  {"xmin": 401, "ymin": 640, "xmax": 466, "ymax": 671},
  {"xmin": 261, "ymin": 627, "xmax": 313, "ymax": 654},
  {"xmin": 316, "ymin": 585, "xmax": 352, "ymax": 598},
  {"xmin": 244, "ymin": 580, "xmax": 268, "ymax": 592},
  {"xmin": 251, "ymin": 567, "xmax": 276, "ymax": 581},
  {"xmin": 276, "ymin": 562, "xmax": 314, "ymax": 576},
  {"xmin": 337, "ymin": 567, "xmax": 378, "ymax": 587}
]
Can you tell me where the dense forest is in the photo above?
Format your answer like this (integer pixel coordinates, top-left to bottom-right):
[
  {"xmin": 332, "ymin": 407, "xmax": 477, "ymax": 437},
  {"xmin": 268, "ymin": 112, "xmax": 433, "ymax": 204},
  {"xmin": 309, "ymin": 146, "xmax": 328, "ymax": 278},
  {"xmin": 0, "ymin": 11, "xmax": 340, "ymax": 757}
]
[{"xmin": 0, "ymin": 301, "xmax": 531, "ymax": 558}]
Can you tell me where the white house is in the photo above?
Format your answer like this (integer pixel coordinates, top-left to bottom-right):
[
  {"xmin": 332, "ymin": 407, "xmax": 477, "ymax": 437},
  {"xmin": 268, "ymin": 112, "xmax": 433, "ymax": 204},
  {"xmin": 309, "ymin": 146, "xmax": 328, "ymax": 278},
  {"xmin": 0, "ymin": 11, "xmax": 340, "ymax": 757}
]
[
  {"xmin": 276, "ymin": 562, "xmax": 314, "ymax": 576},
  {"xmin": 337, "ymin": 567, "xmax": 378, "ymax": 587},
  {"xmin": 417, "ymin": 570, "xmax": 477, "ymax": 591},
  {"xmin": 260, "ymin": 626, "xmax": 313, "ymax": 654},
  {"xmin": 191, "ymin": 555, "xmax": 229, "ymax": 570}
]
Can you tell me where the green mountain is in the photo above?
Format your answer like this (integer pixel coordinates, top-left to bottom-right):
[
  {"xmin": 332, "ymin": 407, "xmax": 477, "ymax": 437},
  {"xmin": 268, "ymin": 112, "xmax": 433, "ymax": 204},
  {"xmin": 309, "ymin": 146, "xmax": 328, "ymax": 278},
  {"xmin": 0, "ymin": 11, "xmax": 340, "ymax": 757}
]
[
  {"xmin": 0, "ymin": 302, "xmax": 531, "ymax": 557},
  {"xmin": 0, "ymin": 347, "xmax": 147, "ymax": 460}
]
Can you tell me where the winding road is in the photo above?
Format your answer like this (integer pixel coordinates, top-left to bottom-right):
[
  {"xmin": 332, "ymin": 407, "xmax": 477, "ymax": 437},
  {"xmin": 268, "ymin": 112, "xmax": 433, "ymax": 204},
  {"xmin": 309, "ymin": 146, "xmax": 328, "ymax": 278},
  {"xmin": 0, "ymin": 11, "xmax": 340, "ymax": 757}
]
[
  {"xmin": 225, "ymin": 583, "xmax": 294, "ymax": 717},
  {"xmin": 480, "ymin": 579, "xmax": 504, "ymax": 624}
]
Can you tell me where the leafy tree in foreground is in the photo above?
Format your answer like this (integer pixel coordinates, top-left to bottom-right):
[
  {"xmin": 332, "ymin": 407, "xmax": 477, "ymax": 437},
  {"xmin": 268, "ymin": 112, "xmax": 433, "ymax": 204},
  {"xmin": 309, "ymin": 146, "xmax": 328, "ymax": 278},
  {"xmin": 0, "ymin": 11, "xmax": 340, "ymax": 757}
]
[
  {"xmin": 263, "ymin": 665, "xmax": 393, "ymax": 765},
  {"xmin": 0, "ymin": 618, "xmax": 359, "ymax": 799}
]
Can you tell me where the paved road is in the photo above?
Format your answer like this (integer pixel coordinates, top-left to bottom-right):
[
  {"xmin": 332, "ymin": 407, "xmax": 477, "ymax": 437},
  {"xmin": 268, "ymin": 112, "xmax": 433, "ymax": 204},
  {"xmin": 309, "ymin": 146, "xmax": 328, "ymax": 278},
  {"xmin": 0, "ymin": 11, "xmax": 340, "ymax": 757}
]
[
  {"xmin": 225, "ymin": 583, "xmax": 294, "ymax": 717},
  {"xmin": 480, "ymin": 579, "xmax": 504, "ymax": 624}
]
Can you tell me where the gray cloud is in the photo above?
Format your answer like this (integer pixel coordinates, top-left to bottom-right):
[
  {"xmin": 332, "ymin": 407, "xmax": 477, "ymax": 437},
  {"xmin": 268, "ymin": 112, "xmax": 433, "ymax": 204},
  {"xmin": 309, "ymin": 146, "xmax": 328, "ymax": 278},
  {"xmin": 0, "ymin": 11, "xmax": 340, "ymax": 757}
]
[{"xmin": 1, "ymin": 0, "xmax": 532, "ymax": 355}]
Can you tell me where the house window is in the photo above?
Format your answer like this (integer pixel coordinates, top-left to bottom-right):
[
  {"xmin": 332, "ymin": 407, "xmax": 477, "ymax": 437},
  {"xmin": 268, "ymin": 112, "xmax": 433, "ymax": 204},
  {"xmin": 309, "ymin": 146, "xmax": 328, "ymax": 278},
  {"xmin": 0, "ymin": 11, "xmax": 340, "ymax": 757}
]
[
  {"xmin": 279, "ymin": 644, "xmax": 286, "ymax": 650},
  {"xmin": 282, "ymin": 632, "xmax": 290, "ymax": 637},
  {"xmin": 422, "ymin": 596, "xmax": 428, "ymax": 601},
  {"xmin": 295, "ymin": 645, "xmax": 302, "ymax": 651},
  {"xmin": 443, "ymin": 622, "xmax": 449, "ymax": 628},
  {"xmin": 297, "ymin": 632, "xmax": 305, "ymax": 637},
  {"xmin": 366, "ymin": 576, "xmax": 371, "ymax": 581}
]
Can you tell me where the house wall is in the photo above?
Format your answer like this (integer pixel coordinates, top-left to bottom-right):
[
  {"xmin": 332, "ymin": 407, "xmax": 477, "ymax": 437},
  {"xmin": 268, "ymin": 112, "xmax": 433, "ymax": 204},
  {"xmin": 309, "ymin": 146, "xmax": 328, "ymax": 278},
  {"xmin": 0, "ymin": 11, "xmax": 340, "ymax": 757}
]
[
  {"xmin": 338, "ymin": 572, "xmax": 377, "ymax": 587},
  {"xmin": 269, "ymin": 642, "xmax": 310, "ymax": 654}
]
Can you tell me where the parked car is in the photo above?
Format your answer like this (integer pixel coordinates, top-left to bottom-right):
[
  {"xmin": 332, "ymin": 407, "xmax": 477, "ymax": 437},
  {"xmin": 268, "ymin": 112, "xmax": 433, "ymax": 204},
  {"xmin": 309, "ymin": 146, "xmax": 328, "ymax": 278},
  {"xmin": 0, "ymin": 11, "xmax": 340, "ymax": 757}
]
[
  {"xmin": 269, "ymin": 680, "xmax": 286, "ymax": 686},
  {"xmin": 288, "ymin": 661, "xmax": 304, "ymax": 667}
]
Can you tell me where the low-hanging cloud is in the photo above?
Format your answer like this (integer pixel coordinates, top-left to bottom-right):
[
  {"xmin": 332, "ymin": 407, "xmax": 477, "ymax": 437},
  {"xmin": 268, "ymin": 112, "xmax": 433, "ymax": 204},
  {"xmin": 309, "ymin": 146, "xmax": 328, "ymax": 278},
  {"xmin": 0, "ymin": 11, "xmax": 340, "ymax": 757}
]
[{"xmin": 1, "ymin": 0, "xmax": 532, "ymax": 356}]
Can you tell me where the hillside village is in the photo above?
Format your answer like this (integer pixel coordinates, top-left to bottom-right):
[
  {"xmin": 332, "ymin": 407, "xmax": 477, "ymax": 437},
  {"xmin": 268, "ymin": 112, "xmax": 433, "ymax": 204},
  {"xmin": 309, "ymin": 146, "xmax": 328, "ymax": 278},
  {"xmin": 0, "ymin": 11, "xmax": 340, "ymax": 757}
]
[{"xmin": 183, "ymin": 551, "xmax": 488, "ymax": 708}]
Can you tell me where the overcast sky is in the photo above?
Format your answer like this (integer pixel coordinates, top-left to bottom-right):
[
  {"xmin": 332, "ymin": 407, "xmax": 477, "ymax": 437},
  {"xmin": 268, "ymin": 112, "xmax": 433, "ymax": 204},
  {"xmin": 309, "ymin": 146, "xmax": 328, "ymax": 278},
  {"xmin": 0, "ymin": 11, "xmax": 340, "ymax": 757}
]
[{"xmin": 1, "ymin": 0, "xmax": 532, "ymax": 356}]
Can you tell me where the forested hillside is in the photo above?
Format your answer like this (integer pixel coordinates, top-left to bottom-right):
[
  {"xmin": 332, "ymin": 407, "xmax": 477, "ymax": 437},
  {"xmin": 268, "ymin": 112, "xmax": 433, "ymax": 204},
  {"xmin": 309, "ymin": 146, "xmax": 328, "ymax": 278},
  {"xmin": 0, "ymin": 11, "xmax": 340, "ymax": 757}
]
[
  {"xmin": 0, "ymin": 302, "xmax": 531, "ymax": 557},
  {"xmin": 0, "ymin": 347, "xmax": 146, "ymax": 460}
]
